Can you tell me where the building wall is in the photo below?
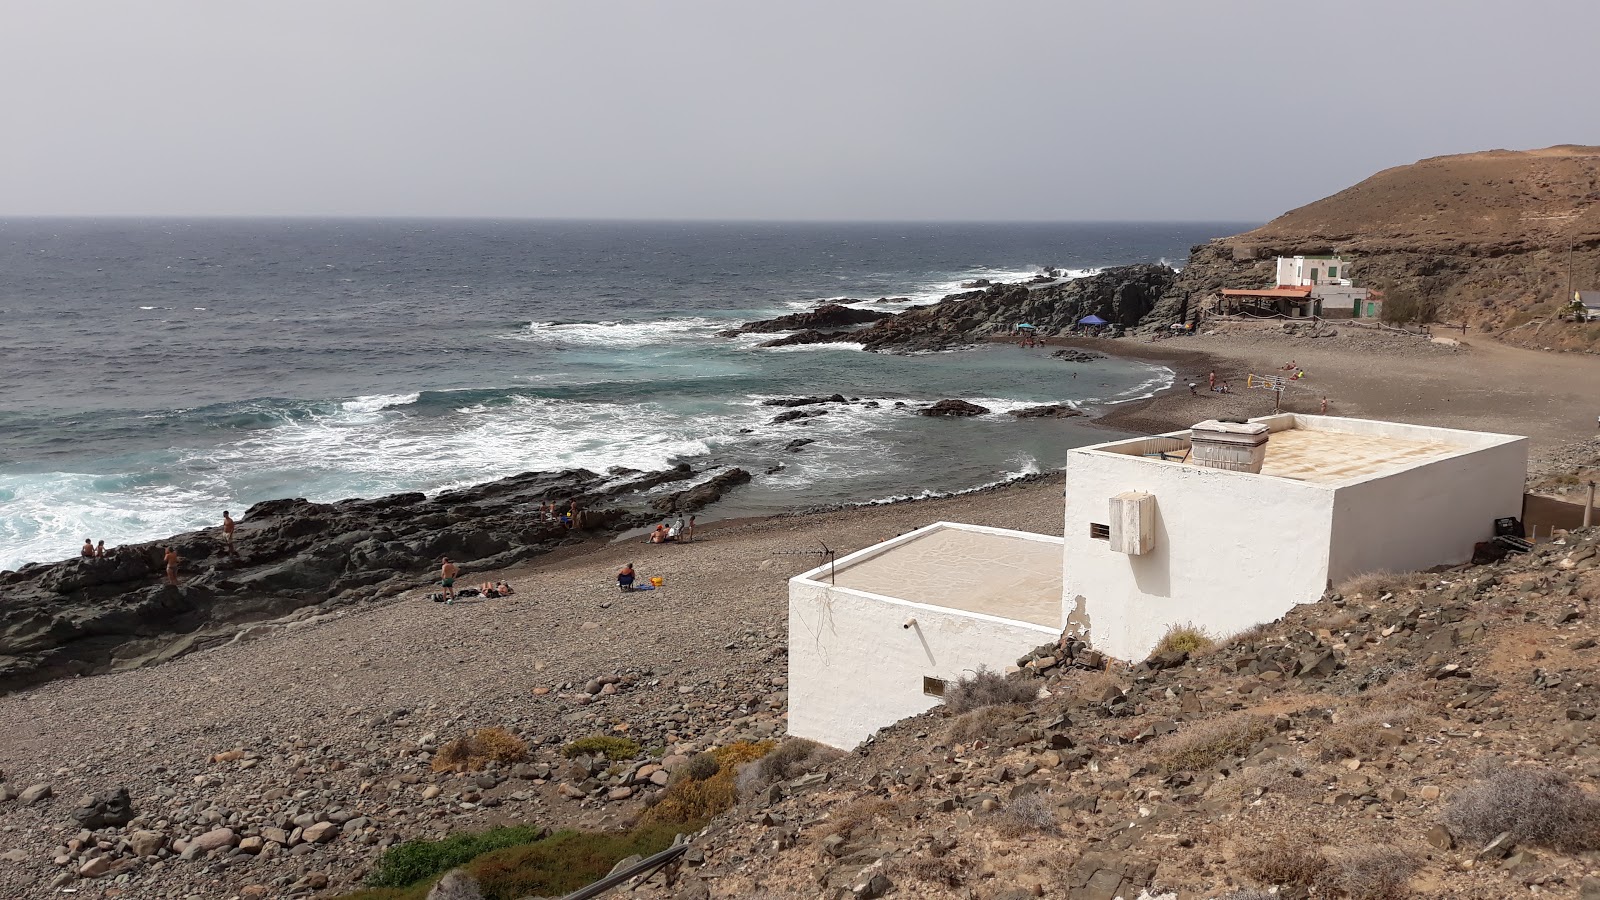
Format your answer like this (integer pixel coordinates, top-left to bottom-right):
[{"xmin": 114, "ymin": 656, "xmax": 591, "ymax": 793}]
[
  {"xmin": 1326, "ymin": 435, "xmax": 1528, "ymax": 582},
  {"xmin": 787, "ymin": 580, "xmax": 1057, "ymax": 750},
  {"xmin": 1277, "ymin": 256, "xmax": 1348, "ymax": 287},
  {"xmin": 1062, "ymin": 449, "xmax": 1337, "ymax": 663}
]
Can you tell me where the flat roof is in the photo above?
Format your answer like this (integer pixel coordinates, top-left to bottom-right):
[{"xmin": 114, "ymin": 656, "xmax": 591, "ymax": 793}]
[
  {"xmin": 817, "ymin": 524, "xmax": 1062, "ymax": 628},
  {"xmin": 1076, "ymin": 414, "xmax": 1524, "ymax": 487}
]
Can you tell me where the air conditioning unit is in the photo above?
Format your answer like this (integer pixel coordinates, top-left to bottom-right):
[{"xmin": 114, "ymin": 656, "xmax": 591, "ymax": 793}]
[{"xmin": 1109, "ymin": 491, "xmax": 1155, "ymax": 555}]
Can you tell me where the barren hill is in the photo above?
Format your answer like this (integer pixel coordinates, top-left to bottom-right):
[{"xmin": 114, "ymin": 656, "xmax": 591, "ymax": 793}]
[{"xmin": 1153, "ymin": 146, "xmax": 1600, "ymax": 340}]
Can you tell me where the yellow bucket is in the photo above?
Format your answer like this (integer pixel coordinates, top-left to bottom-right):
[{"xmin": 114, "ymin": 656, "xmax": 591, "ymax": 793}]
[{"xmin": 649, "ymin": 576, "xmax": 664, "ymax": 588}]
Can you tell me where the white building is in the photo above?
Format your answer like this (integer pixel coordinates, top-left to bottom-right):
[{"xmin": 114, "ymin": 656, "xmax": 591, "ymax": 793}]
[
  {"xmin": 787, "ymin": 415, "xmax": 1528, "ymax": 749},
  {"xmin": 1276, "ymin": 255, "xmax": 1350, "ymax": 288},
  {"xmin": 1063, "ymin": 415, "xmax": 1527, "ymax": 661},
  {"xmin": 787, "ymin": 523, "xmax": 1061, "ymax": 750}
]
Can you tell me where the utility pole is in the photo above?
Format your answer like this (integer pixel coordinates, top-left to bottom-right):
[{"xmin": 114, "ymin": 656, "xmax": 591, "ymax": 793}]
[{"xmin": 1569, "ymin": 244, "xmax": 1576, "ymax": 307}]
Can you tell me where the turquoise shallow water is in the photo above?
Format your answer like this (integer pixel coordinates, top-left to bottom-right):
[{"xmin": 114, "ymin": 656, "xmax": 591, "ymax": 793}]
[{"xmin": 0, "ymin": 219, "xmax": 1243, "ymax": 570}]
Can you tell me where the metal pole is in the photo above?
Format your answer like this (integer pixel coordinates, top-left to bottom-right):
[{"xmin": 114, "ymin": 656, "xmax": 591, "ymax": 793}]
[
  {"xmin": 1586, "ymin": 481, "xmax": 1595, "ymax": 528},
  {"xmin": 559, "ymin": 844, "xmax": 688, "ymax": 900}
]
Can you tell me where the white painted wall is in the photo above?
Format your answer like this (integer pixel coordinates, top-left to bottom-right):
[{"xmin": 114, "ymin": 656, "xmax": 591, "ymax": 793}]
[
  {"xmin": 1276, "ymin": 256, "xmax": 1349, "ymax": 287},
  {"xmin": 787, "ymin": 580, "xmax": 1057, "ymax": 750},
  {"xmin": 1327, "ymin": 435, "xmax": 1528, "ymax": 582},
  {"xmin": 1063, "ymin": 448, "xmax": 1336, "ymax": 663}
]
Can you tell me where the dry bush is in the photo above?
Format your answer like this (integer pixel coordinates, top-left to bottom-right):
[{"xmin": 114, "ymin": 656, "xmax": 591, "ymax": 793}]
[
  {"xmin": 944, "ymin": 667, "xmax": 1037, "ymax": 715},
  {"xmin": 1238, "ymin": 832, "xmax": 1327, "ymax": 889},
  {"xmin": 1324, "ymin": 844, "xmax": 1420, "ymax": 900},
  {"xmin": 560, "ymin": 735, "xmax": 640, "ymax": 761},
  {"xmin": 1336, "ymin": 570, "xmax": 1419, "ymax": 599},
  {"xmin": 813, "ymin": 795, "xmax": 902, "ymax": 842},
  {"xmin": 1323, "ymin": 705, "xmax": 1426, "ymax": 757},
  {"xmin": 1154, "ymin": 622, "xmax": 1214, "ymax": 656},
  {"xmin": 1148, "ymin": 713, "xmax": 1275, "ymax": 772},
  {"xmin": 889, "ymin": 855, "xmax": 964, "ymax": 888},
  {"xmin": 684, "ymin": 752, "xmax": 720, "ymax": 782},
  {"xmin": 1444, "ymin": 764, "xmax": 1600, "ymax": 851},
  {"xmin": 735, "ymin": 738, "xmax": 839, "ymax": 797},
  {"xmin": 431, "ymin": 727, "xmax": 529, "ymax": 773},
  {"xmin": 1219, "ymin": 754, "xmax": 1320, "ymax": 802},
  {"xmin": 945, "ymin": 703, "xmax": 1027, "ymax": 745},
  {"xmin": 644, "ymin": 741, "xmax": 772, "ymax": 826},
  {"xmin": 995, "ymin": 790, "xmax": 1057, "ymax": 837},
  {"xmin": 1216, "ymin": 892, "xmax": 1275, "ymax": 900},
  {"xmin": 1219, "ymin": 621, "xmax": 1278, "ymax": 648}
]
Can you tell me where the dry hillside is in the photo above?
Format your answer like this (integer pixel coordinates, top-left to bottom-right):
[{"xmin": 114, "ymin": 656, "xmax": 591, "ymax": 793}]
[{"xmin": 1153, "ymin": 146, "xmax": 1600, "ymax": 343}]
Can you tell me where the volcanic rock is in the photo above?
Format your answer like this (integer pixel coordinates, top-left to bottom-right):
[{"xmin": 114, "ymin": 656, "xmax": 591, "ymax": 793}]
[
  {"xmin": 650, "ymin": 469, "xmax": 753, "ymax": 513},
  {"xmin": 920, "ymin": 400, "xmax": 991, "ymax": 417},
  {"xmin": 1010, "ymin": 404, "xmax": 1082, "ymax": 419}
]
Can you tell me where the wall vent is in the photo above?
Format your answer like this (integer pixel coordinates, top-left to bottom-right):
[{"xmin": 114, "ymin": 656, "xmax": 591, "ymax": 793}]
[
  {"xmin": 1089, "ymin": 522, "xmax": 1110, "ymax": 540},
  {"xmin": 922, "ymin": 676, "xmax": 946, "ymax": 697}
]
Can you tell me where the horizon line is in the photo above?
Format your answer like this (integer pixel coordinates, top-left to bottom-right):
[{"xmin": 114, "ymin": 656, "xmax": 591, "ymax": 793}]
[{"xmin": 0, "ymin": 214, "xmax": 1262, "ymax": 226}]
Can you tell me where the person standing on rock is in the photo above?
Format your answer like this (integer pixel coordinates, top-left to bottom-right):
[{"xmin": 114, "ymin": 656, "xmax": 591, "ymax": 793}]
[
  {"xmin": 567, "ymin": 499, "xmax": 580, "ymax": 530},
  {"xmin": 163, "ymin": 547, "xmax": 180, "ymax": 586},
  {"xmin": 440, "ymin": 557, "xmax": 459, "ymax": 603},
  {"xmin": 222, "ymin": 510, "xmax": 238, "ymax": 558}
]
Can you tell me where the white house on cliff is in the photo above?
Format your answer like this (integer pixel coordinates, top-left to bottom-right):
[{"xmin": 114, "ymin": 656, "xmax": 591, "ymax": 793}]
[{"xmin": 788, "ymin": 414, "xmax": 1527, "ymax": 749}]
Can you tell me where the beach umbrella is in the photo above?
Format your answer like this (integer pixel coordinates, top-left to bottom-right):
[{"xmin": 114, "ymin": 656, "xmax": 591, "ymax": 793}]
[
  {"xmin": 1078, "ymin": 314, "xmax": 1108, "ymax": 326},
  {"xmin": 1016, "ymin": 323, "xmax": 1037, "ymax": 329}
]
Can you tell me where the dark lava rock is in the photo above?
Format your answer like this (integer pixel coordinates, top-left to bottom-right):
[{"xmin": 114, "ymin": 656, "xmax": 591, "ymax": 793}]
[
  {"xmin": 1052, "ymin": 348, "xmax": 1106, "ymax": 363},
  {"xmin": 650, "ymin": 469, "xmax": 753, "ymax": 513},
  {"xmin": 784, "ymin": 439, "xmax": 816, "ymax": 452},
  {"xmin": 920, "ymin": 399, "xmax": 991, "ymax": 417},
  {"xmin": 1010, "ymin": 404, "xmax": 1082, "ymax": 419},
  {"xmin": 733, "ymin": 303, "xmax": 892, "ymax": 334},
  {"xmin": 761, "ymin": 395, "xmax": 848, "ymax": 408},
  {"xmin": 72, "ymin": 787, "xmax": 135, "ymax": 829},
  {"xmin": 770, "ymin": 409, "xmax": 828, "ymax": 425}
]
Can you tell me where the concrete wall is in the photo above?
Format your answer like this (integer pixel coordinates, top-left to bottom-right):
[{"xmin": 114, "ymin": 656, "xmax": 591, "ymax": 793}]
[
  {"xmin": 787, "ymin": 579, "xmax": 1057, "ymax": 750},
  {"xmin": 1063, "ymin": 449, "xmax": 1336, "ymax": 663},
  {"xmin": 1326, "ymin": 435, "xmax": 1528, "ymax": 582}
]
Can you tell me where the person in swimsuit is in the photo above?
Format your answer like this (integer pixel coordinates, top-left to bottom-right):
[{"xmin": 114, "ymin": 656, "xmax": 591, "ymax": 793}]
[
  {"xmin": 440, "ymin": 556, "xmax": 459, "ymax": 603},
  {"xmin": 617, "ymin": 563, "xmax": 636, "ymax": 592},
  {"xmin": 683, "ymin": 515, "xmax": 696, "ymax": 543},
  {"xmin": 222, "ymin": 510, "xmax": 238, "ymax": 558},
  {"xmin": 95, "ymin": 540, "xmax": 106, "ymax": 558},
  {"xmin": 163, "ymin": 547, "xmax": 180, "ymax": 585},
  {"xmin": 81, "ymin": 538, "xmax": 95, "ymax": 559}
]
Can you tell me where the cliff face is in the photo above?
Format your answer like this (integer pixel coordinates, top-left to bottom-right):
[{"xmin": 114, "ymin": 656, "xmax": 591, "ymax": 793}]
[{"xmin": 1152, "ymin": 146, "xmax": 1600, "ymax": 340}]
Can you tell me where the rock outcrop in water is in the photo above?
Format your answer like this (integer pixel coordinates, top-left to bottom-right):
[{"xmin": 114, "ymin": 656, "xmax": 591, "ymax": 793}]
[
  {"xmin": 0, "ymin": 465, "xmax": 712, "ymax": 694},
  {"xmin": 729, "ymin": 265, "xmax": 1177, "ymax": 352},
  {"xmin": 723, "ymin": 303, "xmax": 892, "ymax": 335}
]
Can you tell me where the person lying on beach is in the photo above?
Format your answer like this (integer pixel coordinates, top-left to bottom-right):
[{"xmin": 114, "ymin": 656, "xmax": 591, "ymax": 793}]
[
  {"xmin": 476, "ymin": 580, "xmax": 515, "ymax": 597},
  {"xmin": 617, "ymin": 563, "xmax": 636, "ymax": 591}
]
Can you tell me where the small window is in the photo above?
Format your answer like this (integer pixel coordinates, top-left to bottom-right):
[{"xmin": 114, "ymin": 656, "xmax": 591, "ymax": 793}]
[
  {"xmin": 923, "ymin": 676, "xmax": 946, "ymax": 697},
  {"xmin": 1089, "ymin": 522, "xmax": 1110, "ymax": 540},
  {"xmin": 1327, "ymin": 266, "xmax": 1338, "ymax": 279}
]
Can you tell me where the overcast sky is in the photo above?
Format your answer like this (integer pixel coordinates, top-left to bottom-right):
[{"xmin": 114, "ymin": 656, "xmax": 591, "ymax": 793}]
[{"xmin": 2, "ymin": 1, "xmax": 1594, "ymax": 221}]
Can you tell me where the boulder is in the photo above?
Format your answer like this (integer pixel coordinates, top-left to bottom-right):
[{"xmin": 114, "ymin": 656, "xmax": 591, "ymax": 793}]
[
  {"xmin": 17, "ymin": 783, "xmax": 51, "ymax": 806},
  {"xmin": 919, "ymin": 399, "xmax": 991, "ymax": 417},
  {"xmin": 303, "ymin": 821, "xmax": 340, "ymax": 843},
  {"xmin": 650, "ymin": 469, "xmax": 753, "ymax": 513},
  {"xmin": 427, "ymin": 870, "xmax": 485, "ymax": 900},
  {"xmin": 129, "ymin": 830, "xmax": 166, "ymax": 857},
  {"xmin": 192, "ymin": 828, "xmax": 238, "ymax": 852},
  {"xmin": 71, "ymin": 787, "xmax": 135, "ymax": 828},
  {"xmin": 1010, "ymin": 403, "xmax": 1082, "ymax": 419},
  {"xmin": 732, "ymin": 304, "xmax": 892, "ymax": 334}
]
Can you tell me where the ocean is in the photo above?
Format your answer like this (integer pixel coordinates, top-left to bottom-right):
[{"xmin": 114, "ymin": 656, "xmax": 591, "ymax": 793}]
[{"xmin": 0, "ymin": 219, "xmax": 1243, "ymax": 571}]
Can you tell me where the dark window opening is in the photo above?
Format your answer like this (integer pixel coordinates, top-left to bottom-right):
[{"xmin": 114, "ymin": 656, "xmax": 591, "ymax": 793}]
[
  {"xmin": 923, "ymin": 676, "xmax": 946, "ymax": 697},
  {"xmin": 1089, "ymin": 522, "xmax": 1110, "ymax": 540}
]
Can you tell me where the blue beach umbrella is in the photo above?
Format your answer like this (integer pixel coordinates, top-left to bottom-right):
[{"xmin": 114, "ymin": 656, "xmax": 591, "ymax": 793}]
[
  {"xmin": 1078, "ymin": 314, "xmax": 1108, "ymax": 326},
  {"xmin": 1016, "ymin": 323, "xmax": 1036, "ymax": 329}
]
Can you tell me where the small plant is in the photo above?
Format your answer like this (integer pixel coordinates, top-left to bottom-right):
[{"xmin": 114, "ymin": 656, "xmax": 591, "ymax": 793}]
[
  {"xmin": 945, "ymin": 704, "xmax": 1027, "ymax": 745},
  {"xmin": 1148, "ymin": 713, "xmax": 1274, "ymax": 772},
  {"xmin": 432, "ymin": 727, "xmax": 529, "ymax": 773},
  {"xmin": 813, "ymin": 796, "xmax": 901, "ymax": 842},
  {"xmin": 943, "ymin": 667, "xmax": 1037, "ymax": 715},
  {"xmin": 560, "ymin": 735, "xmax": 641, "ymax": 762},
  {"xmin": 1324, "ymin": 705, "xmax": 1425, "ymax": 757},
  {"xmin": 1324, "ymin": 844, "xmax": 1420, "ymax": 900},
  {"xmin": 736, "ymin": 738, "xmax": 838, "ymax": 797},
  {"xmin": 365, "ymin": 824, "xmax": 546, "ymax": 888},
  {"xmin": 1216, "ymin": 892, "xmax": 1275, "ymax": 900},
  {"xmin": 644, "ymin": 741, "xmax": 773, "ymax": 826},
  {"xmin": 1238, "ymin": 832, "xmax": 1326, "ymax": 889},
  {"xmin": 684, "ymin": 752, "xmax": 721, "ymax": 782},
  {"xmin": 1153, "ymin": 622, "xmax": 1213, "ymax": 656},
  {"xmin": 995, "ymin": 790, "xmax": 1057, "ymax": 837},
  {"xmin": 1445, "ymin": 764, "xmax": 1600, "ymax": 851},
  {"xmin": 1335, "ymin": 570, "xmax": 1418, "ymax": 599}
]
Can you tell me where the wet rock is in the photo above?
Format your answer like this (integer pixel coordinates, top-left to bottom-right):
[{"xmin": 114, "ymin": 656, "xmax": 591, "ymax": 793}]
[
  {"xmin": 920, "ymin": 399, "xmax": 990, "ymax": 417},
  {"xmin": 1010, "ymin": 403, "xmax": 1082, "ymax": 418}
]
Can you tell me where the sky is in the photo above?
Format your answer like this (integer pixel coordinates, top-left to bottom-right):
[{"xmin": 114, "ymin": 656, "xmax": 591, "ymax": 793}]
[{"xmin": 2, "ymin": 1, "xmax": 1595, "ymax": 222}]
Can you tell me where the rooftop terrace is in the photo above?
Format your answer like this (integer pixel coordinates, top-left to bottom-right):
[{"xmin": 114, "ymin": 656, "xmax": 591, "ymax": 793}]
[
  {"xmin": 818, "ymin": 524, "xmax": 1062, "ymax": 628},
  {"xmin": 1081, "ymin": 414, "xmax": 1519, "ymax": 486}
]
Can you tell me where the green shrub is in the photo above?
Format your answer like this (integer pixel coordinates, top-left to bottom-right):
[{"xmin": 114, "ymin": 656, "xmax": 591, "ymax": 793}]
[
  {"xmin": 466, "ymin": 824, "xmax": 685, "ymax": 898},
  {"xmin": 646, "ymin": 741, "xmax": 773, "ymax": 825},
  {"xmin": 684, "ymin": 751, "xmax": 720, "ymax": 782},
  {"xmin": 366, "ymin": 825, "xmax": 546, "ymax": 888},
  {"xmin": 560, "ymin": 735, "xmax": 641, "ymax": 762}
]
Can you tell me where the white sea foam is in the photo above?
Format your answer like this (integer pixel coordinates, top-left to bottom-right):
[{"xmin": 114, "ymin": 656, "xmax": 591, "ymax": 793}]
[
  {"xmin": 515, "ymin": 317, "xmax": 736, "ymax": 349},
  {"xmin": 339, "ymin": 393, "xmax": 421, "ymax": 414}
]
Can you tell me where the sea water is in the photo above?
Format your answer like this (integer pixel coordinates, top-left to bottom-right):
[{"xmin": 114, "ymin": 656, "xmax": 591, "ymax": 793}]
[{"xmin": 0, "ymin": 219, "xmax": 1244, "ymax": 570}]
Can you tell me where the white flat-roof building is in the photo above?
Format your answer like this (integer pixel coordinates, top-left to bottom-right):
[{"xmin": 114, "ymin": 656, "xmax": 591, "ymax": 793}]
[
  {"xmin": 787, "ymin": 414, "xmax": 1528, "ymax": 749},
  {"xmin": 1064, "ymin": 414, "xmax": 1527, "ymax": 661},
  {"xmin": 788, "ymin": 523, "xmax": 1061, "ymax": 750}
]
